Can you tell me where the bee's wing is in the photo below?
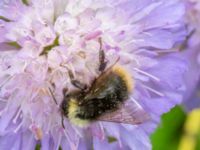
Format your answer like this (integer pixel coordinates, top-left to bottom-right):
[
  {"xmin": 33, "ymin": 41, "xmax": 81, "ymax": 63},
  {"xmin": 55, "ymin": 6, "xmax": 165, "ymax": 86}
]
[{"xmin": 98, "ymin": 100, "xmax": 150, "ymax": 125}]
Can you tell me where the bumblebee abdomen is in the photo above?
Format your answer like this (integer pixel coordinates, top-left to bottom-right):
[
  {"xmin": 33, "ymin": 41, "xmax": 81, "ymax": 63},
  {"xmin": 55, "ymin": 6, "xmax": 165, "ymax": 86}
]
[
  {"xmin": 66, "ymin": 65, "xmax": 134, "ymax": 127},
  {"xmin": 76, "ymin": 73, "xmax": 129, "ymax": 120}
]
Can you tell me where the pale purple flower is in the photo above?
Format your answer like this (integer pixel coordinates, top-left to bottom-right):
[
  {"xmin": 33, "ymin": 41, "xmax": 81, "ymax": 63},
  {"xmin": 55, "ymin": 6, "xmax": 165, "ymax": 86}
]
[
  {"xmin": 0, "ymin": 0, "xmax": 187, "ymax": 149},
  {"xmin": 180, "ymin": 0, "xmax": 200, "ymax": 111},
  {"xmin": 185, "ymin": 0, "xmax": 200, "ymax": 45},
  {"xmin": 173, "ymin": 44, "xmax": 200, "ymax": 111}
]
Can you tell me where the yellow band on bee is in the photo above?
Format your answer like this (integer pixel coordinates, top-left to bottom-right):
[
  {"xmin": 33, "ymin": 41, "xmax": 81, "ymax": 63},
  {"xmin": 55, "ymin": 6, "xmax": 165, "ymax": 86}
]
[
  {"xmin": 112, "ymin": 65, "xmax": 134, "ymax": 92},
  {"xmin": 68, "ymin": 98, "xmax": 89, "ymax": 127}
]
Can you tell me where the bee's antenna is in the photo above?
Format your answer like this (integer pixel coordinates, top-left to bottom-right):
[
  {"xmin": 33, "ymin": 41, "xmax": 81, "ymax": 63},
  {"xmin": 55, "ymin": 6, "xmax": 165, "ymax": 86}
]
[
  {"xmin": 49, "ymin": 86, "xmax": 67, "ymax": 129},
  {"xmin": 48, "ymin": 87, "xmax": 58, "ymax": 105}
]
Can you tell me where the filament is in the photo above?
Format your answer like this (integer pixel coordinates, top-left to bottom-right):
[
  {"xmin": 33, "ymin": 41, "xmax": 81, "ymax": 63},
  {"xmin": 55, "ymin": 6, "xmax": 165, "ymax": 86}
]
[
  {"xmin": 142, "ymin": 84, "xmax": 164, "ymax": 97},
  {"xmin": 134, "ymin": 68, "xmax": 160, "ymax": 82}
]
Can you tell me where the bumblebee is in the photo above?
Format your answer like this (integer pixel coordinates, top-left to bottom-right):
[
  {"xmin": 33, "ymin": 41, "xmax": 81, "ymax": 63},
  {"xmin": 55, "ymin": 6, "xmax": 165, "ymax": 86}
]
[
  {"xmin": 46, "ymin": 39, "xmax": 148, "ymax": 128},
  {"xmin": 61, "ymin": 63, "xmax": 134, "ymax": 127},
  {"xmin": 56, "ymin": 40, "xmax": 149, "ymax": 128}
]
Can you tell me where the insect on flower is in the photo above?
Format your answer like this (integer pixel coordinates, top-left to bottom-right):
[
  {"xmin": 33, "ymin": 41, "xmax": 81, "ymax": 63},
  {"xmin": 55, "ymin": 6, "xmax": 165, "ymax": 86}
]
[
  {"xmin": 0, "ymin": 0, "xmax": 189, "ymax": 149},
  {"xmin": 50, "ymin": 38, "xmax": 150, "ymax": 128}
]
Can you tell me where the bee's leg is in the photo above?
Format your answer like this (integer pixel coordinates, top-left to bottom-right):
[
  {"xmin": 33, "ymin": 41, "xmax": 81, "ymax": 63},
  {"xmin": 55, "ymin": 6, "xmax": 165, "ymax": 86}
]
[
  {"xmin": 61, "ymin": 114, "xmax": 65, "ymax": 129},
  {"xmin": 98, "ymin": 38, "xmax": 107, "ymax": 72},
  {"xmin": 98, "ymin": 49, "xmax": 108, "ymax": 72},
  {"xmin": 68, "ymin": 69, "xmax": 87, "ymax": 90},
  {"xmin": 62, "ymin": 87, "xmax": 68, "ymax": 97}
]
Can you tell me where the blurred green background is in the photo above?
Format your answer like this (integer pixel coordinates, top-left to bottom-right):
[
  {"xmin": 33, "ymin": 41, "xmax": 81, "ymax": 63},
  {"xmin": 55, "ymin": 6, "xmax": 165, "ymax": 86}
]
[{"xmin": 151, "ymin": 106, "xmax": 200, "ymax": 150}]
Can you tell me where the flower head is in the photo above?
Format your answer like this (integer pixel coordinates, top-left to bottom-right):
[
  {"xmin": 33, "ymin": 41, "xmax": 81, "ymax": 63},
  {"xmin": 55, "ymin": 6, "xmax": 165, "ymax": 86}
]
[{"xmin": 0, "ymin": 0, "xmax": 187, "ymax": 149}]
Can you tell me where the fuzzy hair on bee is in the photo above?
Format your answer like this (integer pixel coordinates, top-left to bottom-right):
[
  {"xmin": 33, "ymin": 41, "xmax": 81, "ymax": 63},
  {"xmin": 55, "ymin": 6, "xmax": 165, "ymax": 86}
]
[
  {"xmin": 54, "ymin": 39, "xmax": 149, "ymax": 128},
  {"xmin": 60, "ymin": 64, "xmax": 150, "ymax": 127}
]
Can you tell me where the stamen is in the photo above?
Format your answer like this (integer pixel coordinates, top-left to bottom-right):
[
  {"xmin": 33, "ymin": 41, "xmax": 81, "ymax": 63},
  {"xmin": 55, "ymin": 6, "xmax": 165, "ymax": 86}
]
[
  {"xmin": 0, "ymin": 104, "xmax": 9, "ymax": 116},
  {"xmin": 155, "ymin": 49, "xmax": 179, "ymax": 53},
  {"xmin": 132, "ymin": 50, "xmax": 158, "ymax": 66},
  {"xmin": 0, "ymin": 76, "xmax": 12, "ymax": 89},
  {"xmin": 118, "ymin": 136, "xmax": 123, "ymax": 148},
  {"xmin": 35, "ymin": 127, "xmax": 43, "ymax": 140},
  {"xmin": 13, "ymin": 108, "xmax": 22, "ymax": 124},
  {"xmin": 14, "ymin": 121, "xmax": 23, "ymax": 133},
  {"xmin": 71, "ymin": 126, "xmax": 83, "ymax": 138},
  {"xmin": 30, "ymin": 89, "xmax": 40, "ymax": 102},
  {"xmin": 63, "ymin": 129, "xmax": 73, "ymax": 143},
  {"xmin": 55, "ymin": 133, "xmax": 62, "ymax": 150},
  {"xmin": 142, "ymin": 84, "xmax": 164, "ymax": 97},
  {"xmin": 45, "ymin": 118, "xmax": 52, "ymax": 134},
  {"xmin": 126, "ymin": 39, "xmax": 145, "ymax": 45},
  {"xmin": 99, "ymin": 123, "xmax": 105, "ymax": 140},
  {"xmin": 134, "ymin": 68, "xmax": 160, "ymax": 82},
  {"xmin": 91, "ymin": 123, "xmax": 105, "ymax": 140},
  {"xmin": 130, "ymin": 97, "xmax": 143, "ymax": 109},
  {"xmin": 0, "ymin": 90, "xmax": 20, "ymax": 117},
  {"xmin": 63, "ymin": 129, "xmax": 78, "ymax": 150},
  {"xmin": 30, "ymin": 124, "xmax": 43, "ymax": 140}
]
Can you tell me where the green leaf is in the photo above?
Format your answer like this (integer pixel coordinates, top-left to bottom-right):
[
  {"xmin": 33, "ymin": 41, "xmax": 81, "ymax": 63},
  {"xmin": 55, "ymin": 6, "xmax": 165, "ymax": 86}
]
[{"xmin": 151, "ymin": 106, "xmax": 186, "ymax": 150}]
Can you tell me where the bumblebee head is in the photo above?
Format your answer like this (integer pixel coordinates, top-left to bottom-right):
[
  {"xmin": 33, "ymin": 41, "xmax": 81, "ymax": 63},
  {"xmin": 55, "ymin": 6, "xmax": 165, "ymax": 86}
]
[{"xmin": 66, "ymin": 97, "xmax": 90, "ymax": 127}]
